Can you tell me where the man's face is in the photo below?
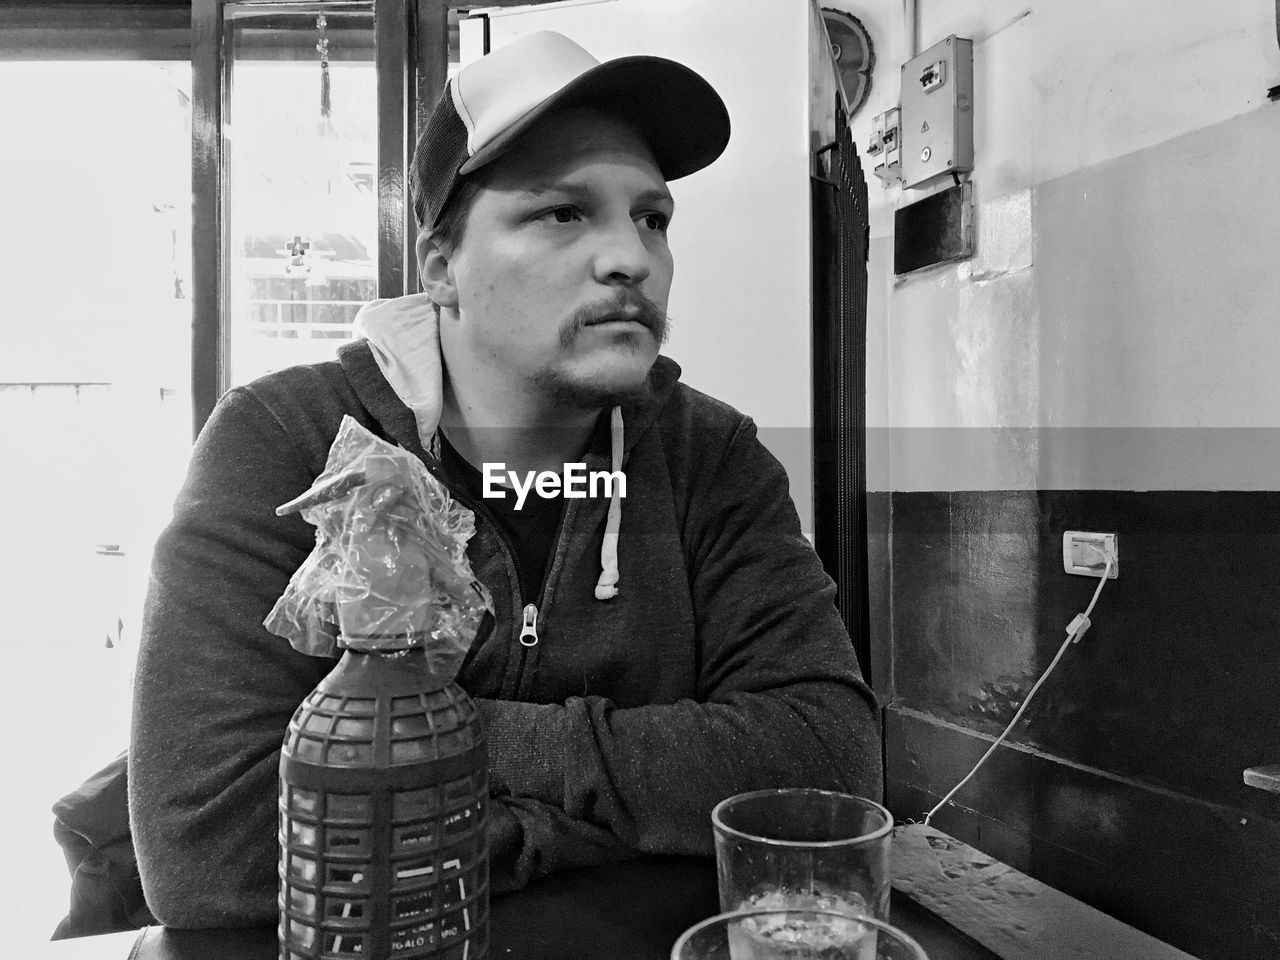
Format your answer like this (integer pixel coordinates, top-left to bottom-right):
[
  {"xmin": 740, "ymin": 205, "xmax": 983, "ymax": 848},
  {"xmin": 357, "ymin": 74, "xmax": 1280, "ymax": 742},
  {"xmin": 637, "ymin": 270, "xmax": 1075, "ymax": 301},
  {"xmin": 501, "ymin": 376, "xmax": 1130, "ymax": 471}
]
[{"xmin": 440, "ymin": 107, "xmax": 675, "ymax": 409}]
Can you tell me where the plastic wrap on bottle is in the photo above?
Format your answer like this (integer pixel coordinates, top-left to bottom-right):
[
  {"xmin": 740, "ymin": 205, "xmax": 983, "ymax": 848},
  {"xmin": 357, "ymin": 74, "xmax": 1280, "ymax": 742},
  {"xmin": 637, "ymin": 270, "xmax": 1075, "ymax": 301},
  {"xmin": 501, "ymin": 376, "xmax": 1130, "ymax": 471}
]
[{"xmin": 264, "ymin": 415, "xmax": 492, "ymax": 670}]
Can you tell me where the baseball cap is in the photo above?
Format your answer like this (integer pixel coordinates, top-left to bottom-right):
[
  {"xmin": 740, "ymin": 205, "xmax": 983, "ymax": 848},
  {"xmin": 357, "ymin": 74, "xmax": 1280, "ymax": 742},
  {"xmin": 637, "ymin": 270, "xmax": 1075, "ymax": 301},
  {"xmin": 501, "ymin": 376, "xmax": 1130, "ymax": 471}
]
[{"xmin": 410, "ymin": 30, "xmax": 731, "ymax": 230}]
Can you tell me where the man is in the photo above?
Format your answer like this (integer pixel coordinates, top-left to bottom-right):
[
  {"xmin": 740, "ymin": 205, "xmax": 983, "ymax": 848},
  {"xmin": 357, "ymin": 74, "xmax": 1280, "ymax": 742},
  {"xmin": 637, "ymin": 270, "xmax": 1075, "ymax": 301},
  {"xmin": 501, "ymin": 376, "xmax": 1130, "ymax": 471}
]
[{"xmin": 129, "ymin": 31, "xmax": 880, "ymax": 927}]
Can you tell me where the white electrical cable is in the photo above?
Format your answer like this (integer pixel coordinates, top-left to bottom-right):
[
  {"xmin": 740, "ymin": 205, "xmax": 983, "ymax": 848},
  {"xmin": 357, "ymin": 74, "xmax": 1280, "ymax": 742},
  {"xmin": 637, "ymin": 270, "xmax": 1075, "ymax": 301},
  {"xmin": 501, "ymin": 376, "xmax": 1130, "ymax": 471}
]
[{"xmin": 922, "ymin": 553, "xmax": 1114, "ymax": 826}]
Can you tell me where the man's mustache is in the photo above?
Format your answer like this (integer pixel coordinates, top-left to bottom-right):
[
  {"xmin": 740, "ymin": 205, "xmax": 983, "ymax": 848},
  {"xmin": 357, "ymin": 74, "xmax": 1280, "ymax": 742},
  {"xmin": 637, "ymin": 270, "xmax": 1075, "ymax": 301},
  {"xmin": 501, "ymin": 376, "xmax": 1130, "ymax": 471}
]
[{"xmin": 560, "ymin": 290, "xmax": 670, "ymax": 347}]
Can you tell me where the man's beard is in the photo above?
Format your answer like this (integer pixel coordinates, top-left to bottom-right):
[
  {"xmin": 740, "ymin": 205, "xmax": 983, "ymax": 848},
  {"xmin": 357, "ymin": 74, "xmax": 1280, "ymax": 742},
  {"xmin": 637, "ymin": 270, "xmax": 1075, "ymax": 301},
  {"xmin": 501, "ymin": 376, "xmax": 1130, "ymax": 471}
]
[
  {"xmin": 531, "ymin": 289, "xmax": 670, "ymax": 409},
  {"xmin": 532, "ymin": 369, "xmax": 656, "ymax": 409}
]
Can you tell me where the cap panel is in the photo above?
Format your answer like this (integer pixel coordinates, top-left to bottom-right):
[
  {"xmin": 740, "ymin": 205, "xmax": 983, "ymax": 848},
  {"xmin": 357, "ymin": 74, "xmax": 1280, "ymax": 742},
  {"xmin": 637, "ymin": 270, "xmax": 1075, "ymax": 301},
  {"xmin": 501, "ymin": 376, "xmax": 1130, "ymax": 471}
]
[
  {"xmin": 410, "ymin": 86, "xmax": 471, "ymax": 228},
  {"xmin": 458, "ymin": 57, "xmax": 731, "ymax": 181},
  {"xmin": 454, "ymin": 31, "xmax": 600, "ymax": 156},
  {"xmin": 448, "ymin": 74, "xmax": 478, "ymax": 148}
]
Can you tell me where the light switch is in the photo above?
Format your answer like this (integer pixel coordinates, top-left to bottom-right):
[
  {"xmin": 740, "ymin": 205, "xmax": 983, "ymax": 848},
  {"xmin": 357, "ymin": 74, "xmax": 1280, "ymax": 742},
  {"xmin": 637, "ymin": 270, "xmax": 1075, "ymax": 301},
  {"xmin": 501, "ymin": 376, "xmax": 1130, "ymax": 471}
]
[{"xmin": 919, "ymin": 60, "xmax": 945, "ymax": 93}]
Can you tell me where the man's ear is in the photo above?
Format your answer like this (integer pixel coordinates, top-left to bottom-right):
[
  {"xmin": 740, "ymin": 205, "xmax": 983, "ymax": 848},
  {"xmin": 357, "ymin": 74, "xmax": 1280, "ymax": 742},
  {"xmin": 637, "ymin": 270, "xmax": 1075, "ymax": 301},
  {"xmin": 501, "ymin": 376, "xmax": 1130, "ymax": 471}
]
[{"xmin": 416, "ymin": 230, "xmax": 459, "ymax": 309}]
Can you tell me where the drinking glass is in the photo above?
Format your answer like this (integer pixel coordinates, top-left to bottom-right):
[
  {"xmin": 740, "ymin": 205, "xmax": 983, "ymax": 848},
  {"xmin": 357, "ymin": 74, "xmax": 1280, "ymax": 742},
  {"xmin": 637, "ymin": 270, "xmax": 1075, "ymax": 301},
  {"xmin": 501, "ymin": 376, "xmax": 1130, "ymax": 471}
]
[
  {"xmin": 712, "ymin": 789, "xmax": 893, "ymax": 921},
  {"xmin": 671, "ymin": 908, "xmax": 928, "ymax": 960}
]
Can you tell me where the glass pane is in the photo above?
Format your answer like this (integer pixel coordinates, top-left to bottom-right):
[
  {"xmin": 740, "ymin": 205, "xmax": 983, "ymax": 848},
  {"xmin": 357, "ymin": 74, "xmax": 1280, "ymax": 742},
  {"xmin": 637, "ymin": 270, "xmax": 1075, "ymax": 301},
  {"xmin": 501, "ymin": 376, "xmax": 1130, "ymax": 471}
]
[
  {"xmin": 224, "ymin": 2, "xmax": 377, "ymax": 388},
  {"xmin": 0, "ymin": 60, "xmax": 193, "ymax": 648},
  {"xmin": 0, "ymin": 59, "xmax": 192, "ymax": 948}
]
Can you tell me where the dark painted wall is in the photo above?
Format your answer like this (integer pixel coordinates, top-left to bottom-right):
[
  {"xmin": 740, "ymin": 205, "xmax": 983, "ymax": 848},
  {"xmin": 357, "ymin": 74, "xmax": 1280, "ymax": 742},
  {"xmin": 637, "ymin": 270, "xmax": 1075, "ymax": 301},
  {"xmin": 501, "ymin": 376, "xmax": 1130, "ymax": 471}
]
[{"xmin": 876, "ymin": 490, "xmax": 1280, "ymax": 960}]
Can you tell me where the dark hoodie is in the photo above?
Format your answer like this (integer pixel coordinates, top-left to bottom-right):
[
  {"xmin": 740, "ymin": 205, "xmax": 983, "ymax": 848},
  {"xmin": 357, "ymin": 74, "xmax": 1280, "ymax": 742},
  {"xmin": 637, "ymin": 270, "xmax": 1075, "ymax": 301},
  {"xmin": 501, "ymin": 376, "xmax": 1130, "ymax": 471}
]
[{"xmin": 128, "ymin": 339, "xmax": 881, "ymax": 928}]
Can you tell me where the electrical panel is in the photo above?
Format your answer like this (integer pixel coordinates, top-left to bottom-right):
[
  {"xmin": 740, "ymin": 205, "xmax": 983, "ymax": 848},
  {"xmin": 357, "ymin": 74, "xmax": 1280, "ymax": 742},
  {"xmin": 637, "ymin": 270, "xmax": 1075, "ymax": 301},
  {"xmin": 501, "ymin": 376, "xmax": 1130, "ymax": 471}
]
[
  {"xmin": 899, "ymin": 35, "xmax": 973, "ymax": 189},
  {"xmin": 867, "ymin": 106, "xmax": 902, "ymax": 186}
]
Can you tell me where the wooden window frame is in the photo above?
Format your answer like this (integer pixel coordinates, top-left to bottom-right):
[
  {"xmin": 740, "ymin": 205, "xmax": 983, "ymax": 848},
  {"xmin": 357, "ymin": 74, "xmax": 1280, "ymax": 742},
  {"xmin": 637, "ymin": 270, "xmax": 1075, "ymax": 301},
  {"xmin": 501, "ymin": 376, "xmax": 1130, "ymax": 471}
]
[
  {"xmin": 1, "ymin": 0, "xmax": 579, "ymax": 435},
  {"xmin": 0, "ymin": 2, "xmax": 190, "ymax": 60},
  {"xmin": 191, "ymin": 0, "xmax": 566, "ymax": 436}
]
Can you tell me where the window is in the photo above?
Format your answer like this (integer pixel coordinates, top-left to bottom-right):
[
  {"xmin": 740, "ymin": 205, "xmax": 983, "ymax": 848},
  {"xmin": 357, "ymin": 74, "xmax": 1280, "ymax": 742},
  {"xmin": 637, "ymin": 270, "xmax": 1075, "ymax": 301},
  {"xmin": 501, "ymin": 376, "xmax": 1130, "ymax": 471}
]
[
  {"xmin": 0, "ymin": 58, "xmax": 193, "ymax": 947},
  {"xmin": 222, "ymin": 3, "xmax": 378, "ymax": 385}
]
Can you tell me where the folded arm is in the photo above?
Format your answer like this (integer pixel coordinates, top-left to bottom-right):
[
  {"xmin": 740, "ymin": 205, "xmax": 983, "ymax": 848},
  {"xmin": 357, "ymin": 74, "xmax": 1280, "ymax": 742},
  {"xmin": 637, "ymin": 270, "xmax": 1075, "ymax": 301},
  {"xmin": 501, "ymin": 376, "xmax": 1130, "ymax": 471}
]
[
  {"xmin": 129, "ymin": 388, "xmax": 331, "ymax": 927},
  {"xmin": 479, "ymin": 418, "xmax": 881, "ymax": 876}
]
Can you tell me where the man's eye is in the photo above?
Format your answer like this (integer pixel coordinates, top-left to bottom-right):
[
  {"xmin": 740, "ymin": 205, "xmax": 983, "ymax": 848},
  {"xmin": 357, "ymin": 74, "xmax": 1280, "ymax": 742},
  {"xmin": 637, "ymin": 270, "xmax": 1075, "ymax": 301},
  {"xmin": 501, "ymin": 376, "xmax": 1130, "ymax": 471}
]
[
  {"xmin": 640, "ymin": 212, "xmax": 670, "ymax": 232},
  {"xmin": 548, "ymin": 206, "xmax": 579, "ymax": 224}
]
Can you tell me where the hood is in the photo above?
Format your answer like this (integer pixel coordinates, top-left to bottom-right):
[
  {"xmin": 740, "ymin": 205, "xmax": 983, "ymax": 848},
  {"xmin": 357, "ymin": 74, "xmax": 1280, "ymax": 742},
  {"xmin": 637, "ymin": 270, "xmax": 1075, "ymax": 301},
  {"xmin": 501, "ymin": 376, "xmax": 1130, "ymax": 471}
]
[{"xmin": 344, "ymin": 294, "xmax": 683, "ymax": 600}]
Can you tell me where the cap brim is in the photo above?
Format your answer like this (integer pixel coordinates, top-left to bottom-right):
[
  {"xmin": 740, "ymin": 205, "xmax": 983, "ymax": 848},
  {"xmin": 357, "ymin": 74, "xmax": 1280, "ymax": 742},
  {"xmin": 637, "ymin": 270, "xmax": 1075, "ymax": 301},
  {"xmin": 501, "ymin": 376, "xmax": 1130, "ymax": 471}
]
[{"xmin": 457, "ymin": 55, "xmax": 730, "ymax": 181}]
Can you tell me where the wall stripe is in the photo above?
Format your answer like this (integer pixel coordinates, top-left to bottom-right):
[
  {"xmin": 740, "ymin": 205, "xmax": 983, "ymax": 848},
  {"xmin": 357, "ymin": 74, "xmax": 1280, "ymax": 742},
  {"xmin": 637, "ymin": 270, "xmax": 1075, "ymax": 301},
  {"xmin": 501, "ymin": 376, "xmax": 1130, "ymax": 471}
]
[{"xmin": 867, "ymin": 428, "xmax": 1280, "ymax": 492}]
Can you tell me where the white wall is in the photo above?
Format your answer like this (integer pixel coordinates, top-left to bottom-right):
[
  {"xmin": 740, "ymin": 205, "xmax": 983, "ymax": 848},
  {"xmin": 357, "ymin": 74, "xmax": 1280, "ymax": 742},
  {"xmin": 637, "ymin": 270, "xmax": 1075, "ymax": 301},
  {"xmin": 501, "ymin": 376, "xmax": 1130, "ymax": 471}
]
[
  {"xmin": 823, "ymin": 0, "xmax": 1280, "ymax": 490},
  {"xmin": 486, "ymin": 0, "xmax": 816, "ymax": 524}
]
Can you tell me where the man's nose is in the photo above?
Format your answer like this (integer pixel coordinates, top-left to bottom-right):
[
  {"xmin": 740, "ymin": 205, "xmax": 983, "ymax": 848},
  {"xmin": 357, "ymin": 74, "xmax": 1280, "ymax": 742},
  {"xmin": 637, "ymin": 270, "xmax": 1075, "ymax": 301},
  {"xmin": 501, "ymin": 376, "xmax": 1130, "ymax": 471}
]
[{"xmin": 591, "ymin": 219, "xmax": 652, "ymax": 286}]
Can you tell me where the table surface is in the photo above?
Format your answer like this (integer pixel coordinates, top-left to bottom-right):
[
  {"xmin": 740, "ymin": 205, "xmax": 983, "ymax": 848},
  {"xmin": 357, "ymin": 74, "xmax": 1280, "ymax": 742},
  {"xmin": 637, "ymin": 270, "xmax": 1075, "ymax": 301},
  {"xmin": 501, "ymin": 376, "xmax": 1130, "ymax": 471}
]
[{"xmin": 33, "ymin": 856, "xmax": 998, "ymax": 960}]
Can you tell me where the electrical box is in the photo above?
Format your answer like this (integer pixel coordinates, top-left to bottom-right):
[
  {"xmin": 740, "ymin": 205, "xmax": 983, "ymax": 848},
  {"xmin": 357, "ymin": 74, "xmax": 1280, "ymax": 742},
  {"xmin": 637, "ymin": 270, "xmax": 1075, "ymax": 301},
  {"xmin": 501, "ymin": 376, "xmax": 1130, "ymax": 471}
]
[
  {"xmin": 899, "ymin": 35, "xmax": 973, "ymax": 189},
  {"xmin": 867, "ymin": 107, "xmax": 902, "ymax": 186}
]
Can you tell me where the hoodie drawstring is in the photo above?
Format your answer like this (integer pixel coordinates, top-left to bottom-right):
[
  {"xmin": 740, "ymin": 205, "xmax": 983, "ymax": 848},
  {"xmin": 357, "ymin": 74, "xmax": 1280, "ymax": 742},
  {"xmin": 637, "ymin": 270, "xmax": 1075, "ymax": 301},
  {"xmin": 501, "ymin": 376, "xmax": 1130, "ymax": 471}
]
[{"xmin": 593, "ymin": 406, "xmax": 624, "ymax": 600}]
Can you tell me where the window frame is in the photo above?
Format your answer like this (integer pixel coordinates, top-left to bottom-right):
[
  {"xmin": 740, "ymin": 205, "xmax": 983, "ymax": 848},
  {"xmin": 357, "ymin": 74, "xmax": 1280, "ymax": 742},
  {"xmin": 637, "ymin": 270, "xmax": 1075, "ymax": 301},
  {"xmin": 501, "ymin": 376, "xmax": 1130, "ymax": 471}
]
[
  {"xmin": 2, "ymin": 0, "xmax": 574, "ymax": 436},
  {"xmin": 192, "ymin": 0, "xmax": 563, "ymax": 435}
]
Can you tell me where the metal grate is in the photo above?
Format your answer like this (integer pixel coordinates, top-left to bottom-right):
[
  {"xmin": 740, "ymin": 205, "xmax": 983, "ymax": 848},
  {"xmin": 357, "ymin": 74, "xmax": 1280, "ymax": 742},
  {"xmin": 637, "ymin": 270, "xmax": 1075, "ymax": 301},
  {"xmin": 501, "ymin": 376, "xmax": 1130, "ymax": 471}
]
[{"xmin": 812, "ymin": 100, "xmax": 871, "ymax": 678}]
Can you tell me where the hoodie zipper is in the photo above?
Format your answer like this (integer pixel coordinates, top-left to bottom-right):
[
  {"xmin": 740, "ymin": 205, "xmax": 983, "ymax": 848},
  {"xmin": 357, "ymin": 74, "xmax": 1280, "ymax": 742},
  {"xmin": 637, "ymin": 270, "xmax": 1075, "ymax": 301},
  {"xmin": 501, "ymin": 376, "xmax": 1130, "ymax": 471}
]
[
  {"xmin": 519, "ymin": 604, "xmax": 539, "ymax": 646},
  {"xmin": 515, "ymin": 496, "xmax": 571, "ymax": 641},
  {"xmin": 507, "ymin": 499, "xmax": 570, "ymax": 693},
  {"xmin": 425, "ymin": 461, "xmax": 568, "ymax": 695}
]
